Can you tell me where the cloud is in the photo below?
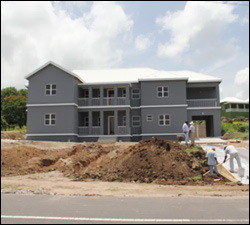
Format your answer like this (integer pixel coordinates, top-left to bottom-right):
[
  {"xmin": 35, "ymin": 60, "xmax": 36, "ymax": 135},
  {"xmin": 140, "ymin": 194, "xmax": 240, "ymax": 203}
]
[
  {"xmin": 135, "ymin": 34, "xmax": 152, "ymax": 51},
  {"xmin": 1, "ymin": 1, "xmax": 133, "ymax": 89},
  {"xmin": 156, "ymin": 1, "xmax": 238, "ymax": 63},
  {"xmin": 234, "ymin": 67, "xmax": 249, "ymax": 99}
]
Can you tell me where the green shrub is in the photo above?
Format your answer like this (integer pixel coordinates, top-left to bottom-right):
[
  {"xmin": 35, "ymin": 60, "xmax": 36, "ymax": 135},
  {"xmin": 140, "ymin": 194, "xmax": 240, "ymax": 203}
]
[{"xmin": 232, "ymin": 122, "xmax": 249, "ymax": 133}]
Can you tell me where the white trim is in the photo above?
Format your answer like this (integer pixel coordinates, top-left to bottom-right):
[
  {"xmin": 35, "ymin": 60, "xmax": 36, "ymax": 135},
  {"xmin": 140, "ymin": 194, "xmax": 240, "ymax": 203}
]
[
  {"xmin": 26, "ymin": 133, "xmax": 78, "ymax": 136},
  {"xmin": 78, "ymin": 134, "xmax": 132, "ymax": 137},
  {"xmin": 25, "ymin": 61, "xmax": 84, "ymax": 83},
  {"xmin": 139, "ymin": 77, "xmax": 189, "ymax": 82},
  {"xmin": 133, "ymin": 133, "xmax": 183, "ymax": 136},
  {"xmin": 140, "ymin": 104, "xmax": 187, "ymax": 108},
  {"xmin": 187, "ymin": 107, "xmax": 221, "ymax": 110},
  {"xmin": 27, "ymin": 103, "xmax": 78, "ymax": 107},
  {"xmin": 78, "ymin": 82, "xmax": 132, "ymax": 86},
  {"xmin": 78, "ymin": 105, "xmax": 131, "ymax": 109}
]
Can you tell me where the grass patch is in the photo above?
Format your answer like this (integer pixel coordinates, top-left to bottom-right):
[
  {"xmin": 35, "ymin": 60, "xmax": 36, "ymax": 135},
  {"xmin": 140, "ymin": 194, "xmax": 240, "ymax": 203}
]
[
  {"xmin": 187, "ymin": 175, "xmax": 202, "ymax": 182},
  {"xmin": 185, "ymin": 145, "xmax": 202, "ymax": 154},
  {"xmin": 1, "ymin": 184, "xmax": 21, "ymax": 190}
]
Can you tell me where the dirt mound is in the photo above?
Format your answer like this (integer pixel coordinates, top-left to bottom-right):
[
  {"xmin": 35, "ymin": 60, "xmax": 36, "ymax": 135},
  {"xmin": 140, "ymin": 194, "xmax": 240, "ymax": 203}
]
[
  {"xmin": 72, "ymin": 138, "xmax": 220, "ymax": 185},
  {"xmin": 1, "ymin": 138, "xmax": 228, "ymax": 185},
  {"xmin": 1, "ymin": 131, "xmax": 26, "ymax": 140}
]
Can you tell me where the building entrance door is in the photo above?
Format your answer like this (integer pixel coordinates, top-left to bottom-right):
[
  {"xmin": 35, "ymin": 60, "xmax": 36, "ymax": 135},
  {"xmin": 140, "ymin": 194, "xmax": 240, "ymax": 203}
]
[{"xmin": 108, "ymin": 116, "xmax": 115, "ymax": 135}]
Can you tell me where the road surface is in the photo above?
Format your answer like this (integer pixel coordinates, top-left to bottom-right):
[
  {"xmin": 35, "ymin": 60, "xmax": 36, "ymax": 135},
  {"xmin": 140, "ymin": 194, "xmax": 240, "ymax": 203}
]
[{"xmin": 1, "ymin": 194, "xmax": 249, "ymax": 224}]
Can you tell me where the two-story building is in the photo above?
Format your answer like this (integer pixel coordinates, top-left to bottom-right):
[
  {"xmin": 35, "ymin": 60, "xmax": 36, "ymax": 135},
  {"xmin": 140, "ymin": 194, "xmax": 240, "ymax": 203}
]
[{"xmin": 25, "ymin": 61, "xmax": 222, "ymax": 142}]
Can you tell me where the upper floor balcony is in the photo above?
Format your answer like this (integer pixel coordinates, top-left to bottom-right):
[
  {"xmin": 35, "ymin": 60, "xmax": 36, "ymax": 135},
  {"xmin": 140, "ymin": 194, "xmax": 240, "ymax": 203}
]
[
  {"xmin": 78, "ymin": 84, "xmax": 130, "ymax": 107},
  {"xmin": 78, "ymin": 97, "xmax": 127, "ymax": 106},
  {"xmin": 187, "ymin": 99, "xmax": 219, "ymax": 108}
]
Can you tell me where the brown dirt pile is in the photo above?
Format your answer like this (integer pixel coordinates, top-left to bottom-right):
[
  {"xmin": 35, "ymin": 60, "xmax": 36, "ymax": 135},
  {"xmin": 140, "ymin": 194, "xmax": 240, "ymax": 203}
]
[
  {"xmin": 1, "ymin": 131, "xmax": 26, "ymax": 140},
  {"xmin": 74, "ymin": 138, "xmax": 213, "ymax": 185},
  {"xmin": 1, "ymin": 138, "xmax": 228, "ymax": 185}
]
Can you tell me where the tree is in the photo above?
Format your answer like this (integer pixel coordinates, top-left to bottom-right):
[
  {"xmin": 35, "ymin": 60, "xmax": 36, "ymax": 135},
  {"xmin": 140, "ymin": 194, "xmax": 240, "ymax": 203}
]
[{"xmin": 1, "ymin": 87, "xmax": 27, "ymax": 129}]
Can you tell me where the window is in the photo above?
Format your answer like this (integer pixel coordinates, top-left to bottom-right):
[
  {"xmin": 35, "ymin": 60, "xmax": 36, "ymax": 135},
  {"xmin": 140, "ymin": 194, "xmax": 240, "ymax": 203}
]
[
  {"xmin": 84, "ymin": 117, "xmax": 89, "ymax": 127},
  {"xmin": 122, "ymin": 89, "xmax": 126, "ymax": 97},
  {"xmin": 157, "ymin": 86, "xmax": 168, "ymax": 97},
  {"xmin": 132, "ymin": 89, "xmax": 140, "ymax": 99},
  {"xmin": 122, "ymin": 116, "xmax": 126, "ymax": 126},
  {"xmin": 147, "ymin": 114, "xmax": 153, "ymax": 122},
  {"xmin": 132, "ymin": 116, "xmax": 141, "ymax": 127},
  {"xmin": 46, "ymin": 84, "xmax": 56, "ymax": 95},
  {"xmin": 44, "ymin": 113, "xmax": 56, "ymax": 125},
  {"xmin": 159, "ymin": 114, "xmax": 170, "ymax": 126}
]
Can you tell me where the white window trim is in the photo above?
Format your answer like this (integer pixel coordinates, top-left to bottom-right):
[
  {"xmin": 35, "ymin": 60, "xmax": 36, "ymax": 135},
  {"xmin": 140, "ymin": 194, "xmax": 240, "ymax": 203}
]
[
  {"xmin": 132, "ymin": 88, "xmax": 140, "ymax": 100},
  {"xmin": 158, "ymin": 114, "xmax": 171, "ymax": 126},
  {"xmin": 44, "ymin": 113, "xmax": 56, "ymax": 126},
  {"xmin": 147, "ymin": 114, "xmax": 153, "ymax": 122},
  {"xmin": 45, "ymin": 84, "xmax": 56, "ymax": 96},
  {"xmin": 157, "ymin": 86, "xmax": 169, "ymax": 98},
  {"xmin": 132, "ymin": 115, "xmax": 141, "ymax": 127}
]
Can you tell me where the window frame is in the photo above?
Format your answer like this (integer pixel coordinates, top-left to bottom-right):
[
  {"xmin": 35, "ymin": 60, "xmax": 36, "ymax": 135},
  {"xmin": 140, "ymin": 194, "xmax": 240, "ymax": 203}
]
[
  {"xmin": 147, "ymin": 114, "xmax": 153, "ymax": 122},
  {"xmin": 132, "ymin": 115, "xmax": 141, "ymax": 127},
  {"xmin": 157, "ymin": 86, "xmax": 169, "ymax": 98},
  {"xmin": 45, "ymin": 84, "xmax": 57, "ymax": 96},
  {"xmin": 44, "ymin": 113, "xmax": 56, "ymax": 126},
  {"xmin": 132, "ymin": 88, "xmax": 140, "ymax": 100},
  {"xmin": 158, "ymin": 114, "xmax": 170, "ymax": 126}
]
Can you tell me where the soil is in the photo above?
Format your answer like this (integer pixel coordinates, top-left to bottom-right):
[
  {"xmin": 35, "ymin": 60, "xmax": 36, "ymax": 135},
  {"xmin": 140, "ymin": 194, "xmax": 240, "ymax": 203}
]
[{"xmin": 1, "ymin": 132, "xmax": 249, "ymax": 197}]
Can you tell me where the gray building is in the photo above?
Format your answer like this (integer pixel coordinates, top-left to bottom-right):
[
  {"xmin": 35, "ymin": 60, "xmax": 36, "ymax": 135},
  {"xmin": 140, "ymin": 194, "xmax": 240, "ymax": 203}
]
[{"xmin": 25, "ymin": 61, "xmax": 222, "ymax": 142}]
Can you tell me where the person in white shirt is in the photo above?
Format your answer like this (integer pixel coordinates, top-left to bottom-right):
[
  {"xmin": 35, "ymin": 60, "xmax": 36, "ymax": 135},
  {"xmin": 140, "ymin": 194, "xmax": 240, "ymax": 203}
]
[
  {"xmin": 182, "ymin": 121, "xmax": 189, "ymax": 145},
  {"xmin": 189, "ymin": 121, "xmax": 195, "ymax": 146},
  {"xmin": 223, "ymin": 145, "xmax": 242, "ymax": 173},
  {"xmin": 206, "ymin": 148, "xmax": 220, "ymax": 178}
]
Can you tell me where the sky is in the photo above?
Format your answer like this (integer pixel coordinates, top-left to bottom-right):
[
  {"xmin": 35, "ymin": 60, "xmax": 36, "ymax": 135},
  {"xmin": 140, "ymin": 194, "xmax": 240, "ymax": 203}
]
[{"xmin": 1, "ymin": 1, "xmax": 249, "ymax": 100}]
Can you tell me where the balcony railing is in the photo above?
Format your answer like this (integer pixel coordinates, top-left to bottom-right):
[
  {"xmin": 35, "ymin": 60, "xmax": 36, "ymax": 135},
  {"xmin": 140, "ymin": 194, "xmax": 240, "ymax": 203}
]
[
  {"xmin": 226, "ymin": 108, "xmax": 249, "ymax": 113},
  {"xmin": 78, "ymin": 97, "xmax": 126, "ymax": 106},
  {"xmin": 187, "ymin": 99, "xmax": 218, "ymax": 107},
  {"xmin": 78, "ymin": 126, "xmax": 130, "ymax": 135}
]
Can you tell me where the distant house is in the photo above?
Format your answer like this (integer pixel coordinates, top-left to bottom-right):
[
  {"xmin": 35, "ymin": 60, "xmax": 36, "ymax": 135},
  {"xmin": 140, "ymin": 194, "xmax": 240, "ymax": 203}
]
[
  {"xmin": 220, "ymin": 97, "xmax": 249, "ymax": 118},
  {"xmin": 25, "ymin": 61, "xmax": 222, "ymax": 142}
]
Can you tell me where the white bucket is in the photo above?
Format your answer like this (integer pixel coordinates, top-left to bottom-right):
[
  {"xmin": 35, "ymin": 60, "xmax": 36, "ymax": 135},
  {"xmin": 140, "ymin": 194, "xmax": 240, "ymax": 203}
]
[{"xmin": 238, "ymin": 167, "xmax": 245, "ymax": 177}]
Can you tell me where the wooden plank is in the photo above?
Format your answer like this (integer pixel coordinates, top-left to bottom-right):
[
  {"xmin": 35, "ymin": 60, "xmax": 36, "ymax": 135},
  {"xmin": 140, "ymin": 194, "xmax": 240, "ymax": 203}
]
[{"xmin": 217, "ymin": 164, "xmax": 240, "ymax": 183}]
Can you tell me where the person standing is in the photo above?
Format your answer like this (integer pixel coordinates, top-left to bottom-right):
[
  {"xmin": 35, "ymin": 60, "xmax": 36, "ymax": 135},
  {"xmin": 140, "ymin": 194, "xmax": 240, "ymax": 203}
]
[
  {"xmin": 182, "ymin": 121, "xmax": 189, "ymax": 145},
  {"xmin": 189, "ymin": 121, "xmax": 195, "ymax": 146},
  {"xmin": 223, "ymin": 145, "xmax": 242, "ymax": 173},
  {"xmin": 206, "ymin": 148, "xmax": 220, "ymax": 178}
]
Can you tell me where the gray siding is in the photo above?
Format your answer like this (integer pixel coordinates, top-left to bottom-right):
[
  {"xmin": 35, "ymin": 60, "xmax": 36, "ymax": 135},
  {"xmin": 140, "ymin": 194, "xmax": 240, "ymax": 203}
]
[
  {"xmin": 27, "ymin": 105, "xmax": 78, "ymax": 135},
  {"xmin": 141, "ymin": 107, "xmax": 187, "ymax": 135},
  {"xmin": 27, "ymin": 65, "xmax": 79, "ymax": 104},
  {"xmin": 141, "ymin": 80, "xmax": 187, "ymax": 106}
]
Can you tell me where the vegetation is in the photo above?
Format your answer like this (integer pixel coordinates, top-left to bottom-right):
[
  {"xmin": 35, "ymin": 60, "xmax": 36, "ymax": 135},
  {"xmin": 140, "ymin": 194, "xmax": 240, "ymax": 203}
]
[
  {"xmin": 221, "ymin": 121, "xmax": 249, "ymax": 140},
  {"xmin": 1, "ymin": 87, "xmax": 27, "ymax": 130},
  {"xmin": 185, "ymin": 145, "xmax": 202, "ymax": 154}
]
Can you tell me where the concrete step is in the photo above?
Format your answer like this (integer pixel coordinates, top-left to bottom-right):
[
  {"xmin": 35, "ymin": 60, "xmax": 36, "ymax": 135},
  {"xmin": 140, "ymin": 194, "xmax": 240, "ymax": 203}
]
[{"xmin": 97, "ymin": 136, "xmax": 117, "ymax": 144}]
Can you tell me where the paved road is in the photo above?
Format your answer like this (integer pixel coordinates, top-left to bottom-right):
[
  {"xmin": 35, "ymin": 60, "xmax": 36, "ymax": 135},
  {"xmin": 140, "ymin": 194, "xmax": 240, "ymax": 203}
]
[{"xmin": 1, "ymin": 194, "xmax": 249, "ymax": 224}]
